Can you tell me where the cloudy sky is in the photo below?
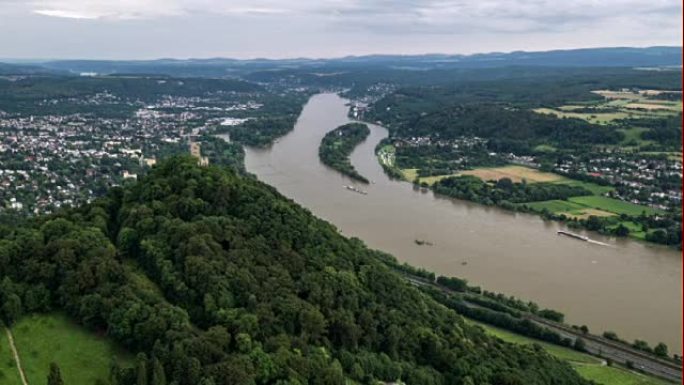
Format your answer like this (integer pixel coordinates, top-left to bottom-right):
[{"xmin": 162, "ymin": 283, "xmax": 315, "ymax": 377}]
[{"xmin": 0, "ymin": 0, "xmax": 681, "ymax": 59}]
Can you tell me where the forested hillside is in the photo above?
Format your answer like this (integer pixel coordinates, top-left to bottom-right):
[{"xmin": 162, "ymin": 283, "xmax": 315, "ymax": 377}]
[
  {"xmin": 0, "ymin": 157, "xmax": 590, "ymax": 385},
  {"xmin": 319, "ymin": 123, "xmax": 371, "ymax": 183}
]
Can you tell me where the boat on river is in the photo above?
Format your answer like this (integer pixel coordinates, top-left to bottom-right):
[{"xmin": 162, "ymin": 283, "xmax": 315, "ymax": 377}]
[
  {"xmin": 557, "ymin": 230, "xmax": 589, "ymax": 241},
  {"xmin": 344, "ymin": 185, "xmax": 367, "ymax": 195}
]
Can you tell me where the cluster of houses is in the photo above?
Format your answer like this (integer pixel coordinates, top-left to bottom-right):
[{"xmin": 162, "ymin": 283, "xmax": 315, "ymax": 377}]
[
  {"xmin": 555, "ymin": 155, "xmax": 682, "ymax": 209},
  {"xmin": 0, "ymin": 93, "xmax": 262, "ymax": 215}
]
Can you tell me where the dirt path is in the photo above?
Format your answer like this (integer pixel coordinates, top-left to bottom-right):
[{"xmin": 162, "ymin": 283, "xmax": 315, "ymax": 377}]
[{"xmin": 4, "ymin": 326, "xmax": 29, "ymax": 385}]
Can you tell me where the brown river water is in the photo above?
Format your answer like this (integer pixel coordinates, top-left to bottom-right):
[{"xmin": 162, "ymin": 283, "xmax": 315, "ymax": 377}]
[{"xmin": 244, "ymin": 93, "xmax": 682, "ymax": 352}]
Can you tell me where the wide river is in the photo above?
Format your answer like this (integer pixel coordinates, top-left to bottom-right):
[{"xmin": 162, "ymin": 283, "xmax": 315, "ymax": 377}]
[{"xmin": 244, "ymin": 93, "xmax": 682, "ymax": 352}]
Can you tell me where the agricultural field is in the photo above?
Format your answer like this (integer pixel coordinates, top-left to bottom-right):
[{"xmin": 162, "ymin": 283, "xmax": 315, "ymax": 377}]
[
  {"xmin": 525, "ymin": 200, "xmax": 615, "ymax": 219},
  {"xmin": 568, "ymin": 196, "xmax": 664, "ymax": 216},
  {"xmin": 459, "ymin": 165, "xmax": 562, "ymax": 183},
  {"xmin": 473, "ymin": 321, "xmax": 671, "ymax": 385},
  {"xmin": 534, "ymin": 89, "xmax": 681, "ymax": 125},
  {"xmin": 9, "ymin": 313, "xmax": 133, "ymax": 385},
  {"xmin": 533, "ymin": 107, "xmax": 629, "ymax": 124}
]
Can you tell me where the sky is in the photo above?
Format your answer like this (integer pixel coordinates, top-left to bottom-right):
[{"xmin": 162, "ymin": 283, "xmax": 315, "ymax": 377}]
[{"xmin": 0, "ymin": 0, "xmax": 681, "ymax": 60}]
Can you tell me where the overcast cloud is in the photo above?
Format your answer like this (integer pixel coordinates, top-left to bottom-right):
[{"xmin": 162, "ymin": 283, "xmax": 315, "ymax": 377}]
[{"xmin": 0, "ymin": 0, "xmax": 681, "ymax": 59}]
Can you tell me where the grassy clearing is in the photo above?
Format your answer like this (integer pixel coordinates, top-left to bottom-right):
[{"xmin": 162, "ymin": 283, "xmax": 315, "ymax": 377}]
[
  {"xmin": 618, "ymin": 127, "xmax": 652, "ymax": 146},
  {"xmin": 524, "ymin": 200, "xmax": 616, "ymax": 219},
  {"xmin": 459, "ymin": 165, "xmax": 562, "ymax": 183},
  {"xmin": 568, "ymin": 196, "xmax": 663, "ymax": 216},
  {"xmin": 574, "ymin": 364, "xmax": 670, "ymax": 385},
  {"xmin": 0, "ymin": 327, "xmax": 23, "ymax": 385},
  {"xmin": 525, "ymin": 199, "xmax": 587, "ymax": 213},
  {"xmin": 11, "ymin": 313, "xmax": 133, "ymax": 385},
  {"xmin": 533, "ymin": 144, "xmax": 557, "ymax": 153},
  {"xmin": 401, "ymin": 168, "xmax": 418, "ymax": 181},
  {"xmin": 569, "ymin": 208, "xmax": 616, "ymax": 220},
  {"xmin": 471, "ymin": 320, "xmax": 671, "ymax": 385},
  {"xmin": 473, "ymin": 321, "xmax": 600, "ymax": 364},
  {"xmin": 609, "ymin": 221, "xmax": 647, "ymax": 240},
  {"xmin": 549, "ymin": 178, "xmax": 614, "ymax": 195}
]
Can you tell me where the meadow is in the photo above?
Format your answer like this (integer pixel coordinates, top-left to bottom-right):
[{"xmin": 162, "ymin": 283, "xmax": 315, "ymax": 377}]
[
  {"xmin": 9, "ymin": 314, "xmax": 133, "ymax": 385},
  {"xmin": 0, "ymin": 326, "xmax": 23, "ymax": 385},
  {"xmin": 568, "ymin": 195, "xmax": 664, "ymax": 216}
]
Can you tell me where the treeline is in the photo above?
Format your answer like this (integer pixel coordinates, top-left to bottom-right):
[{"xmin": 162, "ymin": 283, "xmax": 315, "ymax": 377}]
[
  {"xmin": 422, "ymin": 288, "xmax": 578, "ymax": 350},
  {"xmin": 394, "ymin": 144, "xmax": 507, "ymax": 176},
  {"xmin": 433, "ymin": 176, "xmax": 591, "ymax": 205},
  {"xmin": 319, "ymin": 123, "xmax": 371, "ymax": 183},
  {"xmin": 0, "ymin": 157, "xmax": 590, "ymax": 385},
  {"xmin": 435, "ymin": 276, "xmax": 564, "ymax": 322}
]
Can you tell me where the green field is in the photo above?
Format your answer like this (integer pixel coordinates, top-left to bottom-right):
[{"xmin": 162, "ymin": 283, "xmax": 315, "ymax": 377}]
[
  {"xmin": 474, "ymin": 322, "xmax": 599, "ymax": 364},
  {"xmin": 9, "ymin": 314, "xmax": 133, "ymax": 385},
  {"xmin": 0, "ymin": 327, "xmax": 23, "ymax": 385},
  {"xmin": 472, "ymin": 321, "xmax": 671, "ymax": 385},
  {"xmin": 568, "ymin": 196, "xmax": 663, "ymax": 216},
  {"xmin": 574, "ymin": 364, "xmax": 670, "ymax": 385},
  {"xmin": 525, "ymin": 199, "xmax": 588, "ymax": 214},
  {"xmin": 618, "ymin": 127, "xmax": 653, "ymax": 146},
  {"xmin": 550, "ymin": 178, "xmax": 614, "ymax": 196}
]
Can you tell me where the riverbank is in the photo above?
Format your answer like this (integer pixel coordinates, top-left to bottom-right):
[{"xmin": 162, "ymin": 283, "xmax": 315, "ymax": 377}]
[
  {"xmin": 244, "ymin": 92, "xmax": 681, "ymax": 354},
  {"xmin": 376, "ymin": 144, "xmax": 677, "ymax": 247}
]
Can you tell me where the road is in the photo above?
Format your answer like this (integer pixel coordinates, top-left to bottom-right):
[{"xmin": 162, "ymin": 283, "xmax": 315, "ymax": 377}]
[
  {"xmin": 528, "ymin": 316, "xmax": 682, "ymax": 383},
  {"xmin": 405, "ymin": 275, "xmax": 682, "ymax": 383}
]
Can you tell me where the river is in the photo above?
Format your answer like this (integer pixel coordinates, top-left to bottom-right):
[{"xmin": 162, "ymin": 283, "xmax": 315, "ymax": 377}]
[{"xmin": 244, "ymin": 93, "xmax": 682, "ymax": 352}]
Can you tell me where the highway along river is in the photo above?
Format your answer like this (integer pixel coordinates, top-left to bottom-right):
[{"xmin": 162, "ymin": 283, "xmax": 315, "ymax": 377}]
[{"xmin": 244, "ymin": 93, "xmax": 682, "ymax": 353}]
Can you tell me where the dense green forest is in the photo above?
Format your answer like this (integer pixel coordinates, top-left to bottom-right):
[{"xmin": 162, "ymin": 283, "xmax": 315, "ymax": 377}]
[
  {"xmin": 433, "ymin": 176, "xmax": 592, "ymax": 205},
  {"xmin": 319, "ymin": 123, "xmax": 371, "ymax": 183},
  {"xmin": 0, "ymin": 157, "xmax": 591, "ymax": 385}
]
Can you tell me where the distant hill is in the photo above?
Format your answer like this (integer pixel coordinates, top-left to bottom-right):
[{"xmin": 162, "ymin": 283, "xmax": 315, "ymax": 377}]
[
  {"xmin": 0, "ymin": 62, "xmax": 59, "ymax": 75},
  {"xmin": 15, "ymin": 46, "xmax": 682, "ymax": 77}
]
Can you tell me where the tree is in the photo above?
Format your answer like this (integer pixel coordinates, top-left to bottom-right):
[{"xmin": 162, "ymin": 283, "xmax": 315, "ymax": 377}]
[
  {"xmin": 573, "ymin": 338, "xmax": 586, "ymax": 352},
  {"xmin": 47, "ymin": 362, "xmax": 64, "ymax": 385},
  {"xmin": 614, "ymin": 223, "xmax": 629, "ymax": 237},
  {"xmin": 136, "ymin": 353, "xmax": 148, "ymax": 385},
  {"xmin": 654, "ymin": 343, "xmax": 668, "ymax": 358},
  {"xmin": 496, "ymin": 177, "xmax": 514, "ymax": 191},
  {"xmin": 151, "ymin": 357, "xmax": 166, "ymax": 385}
]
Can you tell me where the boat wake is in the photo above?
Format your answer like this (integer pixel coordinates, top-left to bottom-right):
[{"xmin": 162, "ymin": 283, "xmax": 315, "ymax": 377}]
[{"xmin": 587, "ymin": 239, "xmax": 612, "ymax": 247}]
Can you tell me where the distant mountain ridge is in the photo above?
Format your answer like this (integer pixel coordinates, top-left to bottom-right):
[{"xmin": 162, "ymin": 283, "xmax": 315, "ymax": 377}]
[{"xmin": 2, "ymin": 46, "xmax": 681, "ymax": 76}]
